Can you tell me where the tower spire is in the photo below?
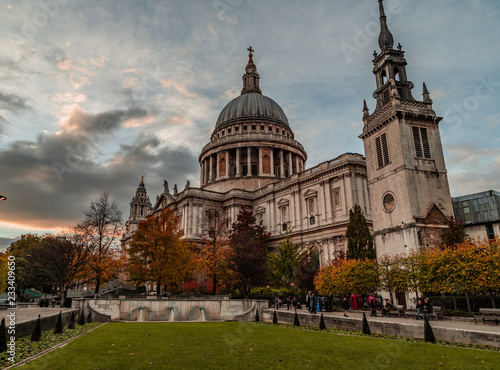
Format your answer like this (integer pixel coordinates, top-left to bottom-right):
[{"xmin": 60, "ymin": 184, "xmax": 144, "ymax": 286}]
[
  {"xmin": 241, "ymin": 46, "xmax": 262, "ymax": 95},
  {"xmin": 378, "ymin": 0, "xmax": 394, "ymax": 51}
]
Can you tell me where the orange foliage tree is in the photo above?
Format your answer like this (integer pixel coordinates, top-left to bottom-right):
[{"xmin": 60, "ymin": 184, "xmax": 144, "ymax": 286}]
[
  {"xmin": 315, "ymin": 258, "xmax": 379, "ymax": 297},
  {"xmin": 197, "ymin": 206, "xmax": 234, "ymax": 294},
  {"xmin": 127, "ymin": 208, "xmax": 196, "ymax": 295},
  {"xmin": 75, "ymin": 192, "xmax": 123, "ymax": 293}
]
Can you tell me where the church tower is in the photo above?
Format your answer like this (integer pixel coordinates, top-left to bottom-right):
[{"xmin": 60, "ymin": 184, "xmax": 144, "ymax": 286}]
[
  {"xmin": 360, "ymin": 0, "xmax": 453, "ymax": 256},
  {"xmin": 124, "ymin": 176, "xmax": 152, "ymax": 236}
]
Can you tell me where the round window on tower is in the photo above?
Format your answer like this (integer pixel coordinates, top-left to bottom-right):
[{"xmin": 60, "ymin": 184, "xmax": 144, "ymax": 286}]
[{"xmin": 383, "ymin": 192, "xmax": 396, "ymax": 212}]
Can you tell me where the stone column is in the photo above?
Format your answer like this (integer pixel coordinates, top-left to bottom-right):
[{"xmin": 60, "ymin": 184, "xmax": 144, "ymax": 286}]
[
  {"xmin": 225, "ymin": 150, "xmax": 230, "ymax": 178},
  {"xmin": 280, "ymin": 150, "xmax": 285, "ymax": 178},
  {"xmin": 288, "ymin": 152, "xmax": 293, "ymax": 176},
  {"xmin": 324, "ymin": 179, "xmax": 332, "ymax": 223},
  {"xmin": 216, "ymin": 152, "xmax": 220, "ymax": 179},
  {"xmin": 270, "ymin": 149, "xmax": 275, "ymax": 176},
  {"xmin": 209, "ymin": 155, "xmax": 213, "ymax": 182},
  {"xmin": 258, "ymin": 147, "xmax": 263, "ymax": 175},
  {"xmin": 236, "ymin": 148, "xmax": 240, "ymax": 177},
  {"xmin": 247, "ymin": 147, "xmax": 252, "ymax": 176}
]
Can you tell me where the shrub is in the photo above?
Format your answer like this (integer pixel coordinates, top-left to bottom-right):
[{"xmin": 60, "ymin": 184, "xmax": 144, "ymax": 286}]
[
  {"xmin": 293, "ymin": 312, "xmax": 300, "ymax": 327},
  {"xmin": 362, "ymin": 313, "xmax": 371, "ymax": 335},
  {"xmin": 319, "ymin": 314, "xmax": 326, "ymax": 330},
  {"xmin": 273, "ymin": 310, "xmax": 278, "ymax": 325},
  {"xmin": 87, "ymin": 312, "xmax": 92, "ymax": 323},
  {"xmin": 68, "ymin": 312, "xmax": 75, "ymax": 330},
  {"xmin": 54, "ymin": 311, "xmax": 63, "ymax": 334},
  {"xmin": 255, "ymin": 310, "xmax": 260, "ymax": 323},
  {"xmin": 31, "ymin": 315, "xmax": 42, "ymax": 342},
  {"xmin": 78, "ymin": 310, "xmax": 85, "ymax": 326},
  {"xmin": 0, "ymin": 318, "xmax": 7, "ymax": 352},
  {"xmin": 424, "ymin": 316, "xmax": 436, "ymax": 343}
]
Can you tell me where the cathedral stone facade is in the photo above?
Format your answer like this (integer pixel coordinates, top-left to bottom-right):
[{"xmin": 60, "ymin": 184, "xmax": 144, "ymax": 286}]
[{"xmin": 122, "ymin": 0, "xmax": 453, "ymax": 267}]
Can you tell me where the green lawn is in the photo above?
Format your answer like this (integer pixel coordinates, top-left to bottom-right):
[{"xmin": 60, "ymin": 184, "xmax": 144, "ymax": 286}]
[{"xmin": 22, "ymin": 322, "xmax": 500, "ymax": 369}]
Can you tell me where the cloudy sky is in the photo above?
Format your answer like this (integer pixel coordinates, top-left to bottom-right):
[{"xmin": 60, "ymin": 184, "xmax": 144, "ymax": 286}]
[{"xmin": 1, "ymin": 0, "xmax": 499, "ymax": 249}]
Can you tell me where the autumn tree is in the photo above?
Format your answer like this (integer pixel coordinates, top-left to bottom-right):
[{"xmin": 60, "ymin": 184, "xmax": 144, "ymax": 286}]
[
  {"xmin": 0, "ymin": 253, "xmax": 9, "ymax": 296},
  {"xmin": 198, "ymin": 206, "xmax": 233, "ymax": 294},
  {"xmin": 315, "ymin": 257, "xmax": 379, "ymax": 297},
  {"xmin": 441, "ymin": 217, "xmax": 468, "ymax": 248},
  {"xmin": 127, "ymin": 208, "xmax": 196, "ymax": 295},
  {"xmin": 75, "ymin": 192, "xmax": 123, "ymax": 294},
  {"xmin": 228, "ymin": 208, "xmax": 270, "ymax": 297},
  {"xmin": 268, "ymin": 230, "xmax": 311, "ymax": 288},
  {"xmin": 346, "ymin": 205, "xmax": 375, "ymax": 260},
  {"xmin": 27, "ymin": 236, "xmax": 89, "ymax": 307}
]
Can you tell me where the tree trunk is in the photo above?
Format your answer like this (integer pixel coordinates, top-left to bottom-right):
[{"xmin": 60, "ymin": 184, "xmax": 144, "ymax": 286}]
[
  {"xmin": 212, "ymin": 276, "xmax": 217, "ymax": 295},
  {"xmin": 60, "ymin": 289, "xmax": 66, "ymax": 308},
  {"xmin": 490, "ymin": 291, "xmax": 496, "ymax": 308},
  {"xmin": 453, "ymin": 295, "xmax": 458, "ymax": 311},
  {"xmin": 465, "ymin": 292, "xmax": 472, "ymax": 313},
  {"xmin": 95, "ymin": 276, "xmax": 101, "ymax": 294},
  {"xmin": 156, "ymin": 279, "xmax": 161, "ymax": 295}
]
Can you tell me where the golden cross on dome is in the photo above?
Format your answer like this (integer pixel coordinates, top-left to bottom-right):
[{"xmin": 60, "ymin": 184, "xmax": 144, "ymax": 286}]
[{"xmin": 247, "ymin": 46, "xmax": 254, "ymax": 62}]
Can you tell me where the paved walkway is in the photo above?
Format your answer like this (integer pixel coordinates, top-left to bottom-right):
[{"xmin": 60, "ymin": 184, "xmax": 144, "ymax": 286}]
[
  {"xmin": 0, "ymin": 308, "xmax": 77, "ymax": 324},
  {"xmin": 277, "ymin": 308, "xmax": 500, "ymax": 335}
]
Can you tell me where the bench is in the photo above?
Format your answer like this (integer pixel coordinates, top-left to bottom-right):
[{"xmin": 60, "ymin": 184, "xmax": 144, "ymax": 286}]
[
  {"xmin": 473, "ymin": 308, "xmax": 500, "ymax": 325},
  {"xmin": 386, "ymin": 305, "xmax": 405, "ymax": 318},
  {"xmin": 427, "ymin": 306, "xmax": 442, "ymax": 321}
]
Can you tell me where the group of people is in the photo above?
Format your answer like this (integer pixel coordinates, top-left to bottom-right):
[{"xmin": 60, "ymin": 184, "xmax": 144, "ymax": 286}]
[
  {"xmin": 415, "ymin": 297, "xmax": 433, "ymax": 319},
  {"xmin": 305, "ymin": 291, "xmax": 319, "ymax": 314},
  {"xmin": 275, "ymin": 295, "xmax": 300, "ymax": 311}
]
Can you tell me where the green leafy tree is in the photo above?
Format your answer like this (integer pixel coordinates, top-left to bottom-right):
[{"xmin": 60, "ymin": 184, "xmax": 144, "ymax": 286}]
[
  {"xmin": 268, "ymin": 230, "xmax": 310, "ymax": 287},
  {"xmin": 346, "ymin": 205, "xmax": 375, "ymax": 260},
  {"xmin": 228, "ymin": 208, "xmax": 270, "ymax": 298},
  {"xmin": 7, "ymin": 234, "xmax": 43, "ymax": 300}
]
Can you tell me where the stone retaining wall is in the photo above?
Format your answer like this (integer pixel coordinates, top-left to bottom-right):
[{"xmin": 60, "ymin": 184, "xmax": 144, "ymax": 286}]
[
  {"xmin": 73, "ymin": 298, "xmax": 267, "ymax": 322},
  {"xmin": 14, "ymin": 309, "xmax": 79, "ymax": 338},
  {"xmin": 262, "ymin": 309, "xmax": 500, "ymax": 348}
]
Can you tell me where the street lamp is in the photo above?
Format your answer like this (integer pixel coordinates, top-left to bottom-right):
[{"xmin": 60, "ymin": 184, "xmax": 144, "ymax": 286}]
[{"xmin": 0, "ymin": 195, "xmax": 6, "ymax": 201}]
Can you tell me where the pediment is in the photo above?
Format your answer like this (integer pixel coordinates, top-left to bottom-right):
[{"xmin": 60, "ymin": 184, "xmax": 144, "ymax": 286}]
[
  {"xmin": 277, "ymin": 198, "xmax": 289, "ymax": 207},
  {"xmin": 255, "ymin": 206, "xmax": 266, "ymax": 214},
  {"xmin": 303, "ymin": 189, "xmax": 318, "ymax": 199},
  {"xmin": 420, "ymin": 204, "xmax": 450, "ymax": 225}
]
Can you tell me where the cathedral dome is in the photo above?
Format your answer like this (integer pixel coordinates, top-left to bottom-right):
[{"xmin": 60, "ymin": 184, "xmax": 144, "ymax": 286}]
[{"xmin": 215, "ymin": 93, "xmax": 289, "ymax": 129}]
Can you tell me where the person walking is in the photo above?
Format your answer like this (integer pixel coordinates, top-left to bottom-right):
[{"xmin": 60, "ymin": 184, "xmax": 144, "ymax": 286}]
[
  {"xmin": 416, "ymin": 299, "xmax": 424, "ymax": 320},
  {"xmin": 286, "ymin": 296, "xmax": 291, "ymax": 310},
  {"xmin": 306, "ymin": 291, "xmax": 312, "ymax": 313},
  {"xmin": 423, "ymin": 298, "xmax": 433, "ymax": 317},
  {"xmin": 342, "ymin": 297, "xmax": 350, "ymax": 317},
  {"xmin": 311, "ymin": 293, "xmax": 317, "ymax": 314},
  {"xmin": 370, "ymin": 296, "xmax": 377, "ymax": 317},
  {"xmin": 292, "ymin": 297, "xmax": 298, "ymax": 311}
]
